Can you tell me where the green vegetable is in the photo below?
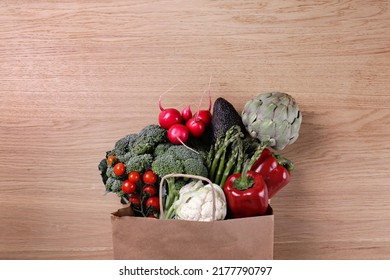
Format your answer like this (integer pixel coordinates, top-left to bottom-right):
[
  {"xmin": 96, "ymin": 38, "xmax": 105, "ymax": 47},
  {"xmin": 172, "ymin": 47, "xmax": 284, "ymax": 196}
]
[
  {"xmin": 124, "ymin": 154, "xmax": 154, "ymax": 173},
  {"xmin": 105, "ymin": 177, "xmax": 123, "ymax": 193},
  {"xmin": 153, "ymin": 142, "xmax": 172, "ymax": 158},
  {"xmin": 242, "ymin": 92, "xmax": 302, "ymax": 150},
  {"xmin": 114, "ymin": 133, "xmax": 138, "ymax": 154},
  {"xmin": 131, "ymin": 125, "xmax": 167, "ymax": 155},
  {"xmin": 208, "ymin": 125, "xmax": 244, "ymax": 185},
  {"xmin": 98, "ymin": 124, "xmax": 168, "ymax": 199},
  {"xmin": 98, "ymin": 158, "xmax": 108, "ymax": 184},
  {"xmin": 151, "ymin": 145, "xmax": 208, "ymax": 212}
]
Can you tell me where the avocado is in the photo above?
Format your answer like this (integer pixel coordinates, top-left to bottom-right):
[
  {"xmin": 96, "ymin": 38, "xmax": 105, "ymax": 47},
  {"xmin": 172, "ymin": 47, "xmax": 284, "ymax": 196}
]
[{"xmin": 210, "ymin": 97, "xmax": 246, "ymax": 144}]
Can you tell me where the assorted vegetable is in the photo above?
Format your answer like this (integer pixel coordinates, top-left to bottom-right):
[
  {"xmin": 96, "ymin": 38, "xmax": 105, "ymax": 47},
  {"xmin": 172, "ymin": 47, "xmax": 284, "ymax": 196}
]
[
  {"xmin": 151, "ymin": 145, "xmax": 208, "ymax": 212},
  {"xmin": 172, "ymin": 180, "xmax": 227, "ymax": 222},
  {"xmin": 223, "ymin": 171, "xmax": 268, "ymax": 218},
  {"xmin": 98, "ymin": 86, "xmax": 302, "ymax": 222},
  {"xmin": 242, "ymin": 92, "xmax": 302, "ymax": 150},
  {"xmin": 251, "ymin": 148, "xmax": 294, "ymax": 199},
  {"xmin": 158, "ymin": 87, "xmax": 183, "ymax": 130}
]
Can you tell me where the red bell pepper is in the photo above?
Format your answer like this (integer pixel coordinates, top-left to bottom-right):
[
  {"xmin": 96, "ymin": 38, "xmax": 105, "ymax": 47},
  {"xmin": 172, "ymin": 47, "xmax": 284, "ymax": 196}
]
[
  {"xmin": 223, "ymin": 170, "xmax": 268, "ymax": 218},
  {"xmin": 251, "ymin": 148, "xmax": 294, "ymax": 199}
]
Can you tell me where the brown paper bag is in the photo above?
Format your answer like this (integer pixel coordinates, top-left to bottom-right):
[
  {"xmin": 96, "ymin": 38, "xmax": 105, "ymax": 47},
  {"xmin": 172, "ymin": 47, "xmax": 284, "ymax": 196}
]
[
  {"xmin": 111, "ymin": 206, "xmax": 273, "ymax": 260},
  {"xmin": 111, "ymin": 173, "xmax": 274, "ymax": 260}
]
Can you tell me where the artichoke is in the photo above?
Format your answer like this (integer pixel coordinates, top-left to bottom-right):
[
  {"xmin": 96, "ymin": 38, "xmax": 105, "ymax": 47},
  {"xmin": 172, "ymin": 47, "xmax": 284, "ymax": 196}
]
[{"xmin": 241, "ymin": 92, "xmax": 302, "ymax": 150}]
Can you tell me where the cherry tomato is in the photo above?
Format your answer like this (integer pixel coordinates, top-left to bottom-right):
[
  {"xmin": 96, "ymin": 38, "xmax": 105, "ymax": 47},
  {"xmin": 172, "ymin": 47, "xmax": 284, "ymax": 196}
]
[
  {"xmin": 122, "ymin": 180, "xmax": 137, "ymax": 194},
  {"xmin": 129, "ymin": 195, "xmax": 141, "ymax": 207},
  {"xmin": 128, "ymin": 171, "xmax": 141, "ymax": 183},
  {"xmin": 113, "ymin": 162, "xmax": 126, "ymax": 176},
  {"xmin": 146, "ymin": 197, "xmax": 160, "ymax": 211},
  {"xmin": 143, "ymin": 170, "xmax": 157, "ymax": 185},
  {"xmin": 143, "ymin": 185, "xmax": 157, "ymax": 197},
  {"xmin": 107, "ymin": 155, "xmax": 118, "ymax": 166}
]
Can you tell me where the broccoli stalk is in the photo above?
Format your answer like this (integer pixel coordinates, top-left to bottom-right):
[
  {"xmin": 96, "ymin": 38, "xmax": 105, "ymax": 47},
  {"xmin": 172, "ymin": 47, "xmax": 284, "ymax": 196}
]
[
  {"xmin": 164, "ymin": 196, "xmax": 177, "ymax": 219},
  {"xmin": 164, "ymin": 178, "xmax": 179, "ymax": 215}
]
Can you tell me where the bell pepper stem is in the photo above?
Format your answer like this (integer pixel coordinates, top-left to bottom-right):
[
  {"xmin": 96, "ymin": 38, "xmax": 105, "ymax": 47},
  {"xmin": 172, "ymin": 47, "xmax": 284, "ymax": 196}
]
[
  {"xmin": 232, "ymin": 141, "xmax": 269, "ymax": 190},
  {"xmin": 232, "ymin": 166, "xmax": 254, "ymax": 190},
  {"xmin": 273, "ymin": 153, "xmax": 294, "ymax": 172}
]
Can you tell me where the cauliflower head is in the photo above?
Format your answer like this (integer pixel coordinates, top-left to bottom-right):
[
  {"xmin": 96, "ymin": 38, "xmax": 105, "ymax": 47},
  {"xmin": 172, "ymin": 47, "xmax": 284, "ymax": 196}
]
[{"xmin": 174, "ymin": 180, "xmax": 227, "ymax": 222}]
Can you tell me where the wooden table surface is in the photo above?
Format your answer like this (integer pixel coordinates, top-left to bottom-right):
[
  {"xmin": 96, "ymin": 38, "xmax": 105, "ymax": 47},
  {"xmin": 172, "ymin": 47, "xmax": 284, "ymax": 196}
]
[{"xmin": 1, "ymin": 0, "xmax": 389, "ymax": 260}]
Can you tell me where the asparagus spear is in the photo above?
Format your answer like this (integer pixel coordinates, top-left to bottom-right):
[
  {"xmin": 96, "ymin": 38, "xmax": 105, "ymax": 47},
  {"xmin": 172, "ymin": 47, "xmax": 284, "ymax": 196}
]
[{"xmin": 209, "ymin": 126, "xmax": 242, "ymax": 180}]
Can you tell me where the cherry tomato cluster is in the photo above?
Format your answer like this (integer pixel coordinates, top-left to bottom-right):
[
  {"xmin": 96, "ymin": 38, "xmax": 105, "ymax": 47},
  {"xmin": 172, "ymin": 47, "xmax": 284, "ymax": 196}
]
[
  {"xmin": 122, "ymin": 170, "xmax": 160, "ymax": 218},
  {"xmin": 106, "ymin": 156, "xmax": 160, "ymax": 218}
]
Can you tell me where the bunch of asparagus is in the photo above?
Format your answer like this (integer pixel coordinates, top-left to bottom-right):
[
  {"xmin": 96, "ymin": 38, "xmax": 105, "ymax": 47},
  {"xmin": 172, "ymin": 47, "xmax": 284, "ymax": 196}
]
[{"xmin": 206, "ymin": 125, "xmax": 254, "ymax": 187}]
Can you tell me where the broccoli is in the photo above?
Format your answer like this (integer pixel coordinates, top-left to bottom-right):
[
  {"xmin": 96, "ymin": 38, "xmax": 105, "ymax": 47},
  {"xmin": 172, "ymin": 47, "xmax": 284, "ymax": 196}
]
[
  {"xmin": 130, "ymin": 124, "xmax": 167, "ymax": 155},
  {"xmin": 115, "ymin": 133, "xmax": 138, "ymax": 152},
  {"xmin": 98, "ymin": 124, "xmax": 211, "ymax": 210},
  {"xmin": 99, "ymin": 124, "xmax": 168, "ymax": 202},
  {"xmin": 124, "ymin": 154, "xmax": 154, "ymax": 173},
  {"xmin": 153, "ymin": 142, "xmax": 171, "ymax": 158},
  {"xmin": 106, "ymin": 133, "xmax": 138, "ymax": 157},
  {"xmin": 98, "ymin": 158, "xmax": 108, "ymax": 184},
  {"xmin": 116, "ymin": 151, "xmax": 135, "ymax": 164},
  {"xmin": 183, "ymin": 158, "xmax": 208, "ymax": 178},
  {"xmin": 105, "ymin": 177, "xmax": 123, "ymax": 193},
  {"xmin": 151, "ymin": 145, "xmax": 208, "ymax": 216}
]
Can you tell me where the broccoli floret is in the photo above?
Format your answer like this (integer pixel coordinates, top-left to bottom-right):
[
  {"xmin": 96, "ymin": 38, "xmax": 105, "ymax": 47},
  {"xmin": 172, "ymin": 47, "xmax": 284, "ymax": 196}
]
[
  {"xmin": 151, "ymin": 154, "xmax": 185, "ymax": 213},
  {"xmin": 151, "ymin": 154, "xmax": 184, "ymax": 177},
  {"xmin": 153, "ymin": 142, "xmax": 171, "ymax": 158},
  {"xmin": 116, "ymin": 151, "xmax": 135, "ymax": 163},
  {"xmin": 105, "ymin": 177, "xmax": 123, "ymax": 193},
  {"xmin": 124, "ymin": 154, "xmax": 154, "ymax": 173},
  {"xmin": 111, "ymin": 133, "xmax": 138, "ymax": 156},
  {"xmin": 139, "ymin": 124, "xmax": 166, "ymax": 139},
  {"xmin": 98, "ymin": 158, "xmax": 108, "ymax": 184},
  {"xmin": 130, "ymin": 125, "xmax": 168, "ymax": 155},
  {"xmin": 115, "ymin": 133, "xmax": 137, "ymax": 150},
  {"xmin": 183, "ymin": 158, "xmax": 208, "ymax": 178},
  {"xmin": 105, "ymin": 166, "xmax": 115, "ymax": 177},
  {"xmin": 164, "ymin": 145, "xmax": 203, "ymax": 161}
]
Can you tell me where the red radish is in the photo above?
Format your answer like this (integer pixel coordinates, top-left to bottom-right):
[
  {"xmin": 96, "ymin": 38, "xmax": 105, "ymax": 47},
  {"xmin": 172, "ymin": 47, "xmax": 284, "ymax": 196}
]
[
  {"xmin": 186, "ymin": 117, "xmax": 206, "ymax": 137},
  {"xmin": 167, "ymin": 124, "xmax": 189, "ymax": 144},
  {"xmin": 193, "ymin": 77, "xmax": 212, "ymax": 125},
  {"xmin": 158, "ymin": 85, "xmax": 182, "ymax": 129},
  {"xmin": 181, "ymin": 105, "xmax": 192, "ymax": 122},
  {"xmin": 194, "ymin": 110, "xmax": 212, "ymax": 126}
]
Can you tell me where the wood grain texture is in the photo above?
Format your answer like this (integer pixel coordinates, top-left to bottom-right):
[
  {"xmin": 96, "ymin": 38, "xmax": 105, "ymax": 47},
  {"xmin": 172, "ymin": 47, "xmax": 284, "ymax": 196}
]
[{"xmin": 1, "ymin": 0, "xmax": 389, "ymax": 260}]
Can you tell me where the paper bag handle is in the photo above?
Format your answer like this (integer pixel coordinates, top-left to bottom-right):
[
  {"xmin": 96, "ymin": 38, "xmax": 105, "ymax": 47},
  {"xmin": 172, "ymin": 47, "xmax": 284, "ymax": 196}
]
[{"xmin": 159, "ymin": 173, "xmax": 217, "ymax": 221}]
